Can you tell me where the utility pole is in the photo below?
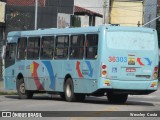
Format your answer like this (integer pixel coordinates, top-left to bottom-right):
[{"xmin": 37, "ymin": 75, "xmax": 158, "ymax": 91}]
[
  {"xmin": 35, "ymin": 0, "xmax": 38, "ymax": 30},
  {"xmin": 103, "ymin": 0, "xmax": 107, "ymax": 24}
]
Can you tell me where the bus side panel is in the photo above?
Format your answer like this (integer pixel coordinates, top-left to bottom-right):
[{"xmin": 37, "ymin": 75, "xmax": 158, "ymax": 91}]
[
  {"xmin": 4, "ymin": 65, "xmax": 16, "ymax": 90},
  {"xmin": 24, "ymin": 60, "xmax": 56, "ymax": 91},
  {"xmin": 55, "ymin": 60, "xmax": 98, "ymax": 93},
  {"xmin": 15, "ymin": 60, "xmax": 26, "ymax": 87}
]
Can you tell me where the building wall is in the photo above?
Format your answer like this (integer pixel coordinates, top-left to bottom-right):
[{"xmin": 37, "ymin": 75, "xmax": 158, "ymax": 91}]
[
  {"xmin": 158, "ymin": 0, "xmax": 160, "ymax": 16},
  {"xmin": 0, "ymin": 1, "xmax": 6, "ymax": 23},
  {"xmin": 143, "ymin": 0, "xmax": 157, "ymax": 28},
  {"xmin": 110, "ymin": 0, "xmax": 143, "ymax": 26},
  {"xmin": 0, "ymin": 0, "xmax": 6, "ymax": 81},
  {"xmin": 6, "ymin": 0, "xmax": 74, "ymax": 33},
  {"xmin": 110, "ymin": 0, "xmax": 157, "ymax": 28},
  {"xmin": 74, "ymin": 0, "xmax": 110, "ymax": 26},
  {"xmin": 156, "ymin": 0, "xmax": 160, "ymax": 47}
]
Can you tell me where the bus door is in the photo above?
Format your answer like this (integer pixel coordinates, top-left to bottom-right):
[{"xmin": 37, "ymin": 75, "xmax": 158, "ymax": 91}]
[{"xmin": 5, "ymin": 43, "xmax": 17, "ymax": 89}]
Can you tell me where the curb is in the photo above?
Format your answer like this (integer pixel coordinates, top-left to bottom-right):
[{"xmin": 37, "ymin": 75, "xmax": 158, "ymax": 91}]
[
  {"xmin": 0, "ymin": 81, "xmax": 17, "ymax": 95},
  {"xmin": 0, "ymin": 90, "xmax": 17, "ymax": 95}
]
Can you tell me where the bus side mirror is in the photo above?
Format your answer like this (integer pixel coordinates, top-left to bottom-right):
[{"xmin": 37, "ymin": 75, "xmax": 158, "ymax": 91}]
[{"xmin": 1, "ymin": 45, "xmax": 6, "ymax": 59}]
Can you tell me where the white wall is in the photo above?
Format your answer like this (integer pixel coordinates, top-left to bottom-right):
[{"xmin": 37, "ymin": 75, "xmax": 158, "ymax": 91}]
[{"xmin": 74, "ymin": 0, "xmax": 110, "ymax": 26}]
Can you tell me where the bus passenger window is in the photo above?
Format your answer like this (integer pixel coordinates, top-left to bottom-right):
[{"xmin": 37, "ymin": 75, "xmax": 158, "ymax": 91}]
[
  {"xmin": 17, "ymin": 37, "xmax": 27, "ymax": 60},
  {"xmin": 55, "ymin": 35, "xmax": 69, "ymax": 59},
  {"xmin": 85, "ymin": 34, "xmax": 98, "ymax": 59},
  {"xmin": 70, "ymin": 35, "xmax": 84, "ymax": 59},
  {"xmin": 41, "ymin": 36, "xmax": 54, "ymax": 59},
  {"xmin": 27, "ymin": 37, "xmax": 40, "ymax": 59}
]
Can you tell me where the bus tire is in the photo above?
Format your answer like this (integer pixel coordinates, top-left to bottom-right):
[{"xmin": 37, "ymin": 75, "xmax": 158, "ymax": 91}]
[
  {"xmin": 16, "ymin": 78, "xmax": 33, "ymax": 99},
  {"xmin": 107, "ymin": 93, "xmax": 128, "ymax": 104},
  {"xmin": 64, "ymin": 78, "xmax": 76, "ymax": 102}
]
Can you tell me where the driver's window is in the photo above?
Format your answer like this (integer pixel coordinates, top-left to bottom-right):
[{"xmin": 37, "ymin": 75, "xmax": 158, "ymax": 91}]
[{"xmin": 6, "ymin": 44, "xmax": 16, "ymax": 60}]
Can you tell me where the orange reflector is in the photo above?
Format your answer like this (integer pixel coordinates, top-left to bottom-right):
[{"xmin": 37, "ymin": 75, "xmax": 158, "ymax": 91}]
[{"xmin": 102, "ymin": 70, "xmax": 107, "ymax": 75}]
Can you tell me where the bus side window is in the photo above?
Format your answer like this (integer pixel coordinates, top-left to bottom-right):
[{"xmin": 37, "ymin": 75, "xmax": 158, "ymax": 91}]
[
  {"xmin": 41, "ymin": 36, "xmax": 54, "ymax": 59},
  {"xmin": 55, "ymin": 35, "xmax": 69, "ymax": 59},
  {"xmin": 27, "ymin": 37, "xmax": 40, "ymax": 59},
  {"xmin": 85, "ymin": 34, "xmax": 98, "ymax": 59},
  {"xmin": 70, "ymin": 35, "xmax": 84, "ymax": 59},
  {"xmin": 17, "ymin": 37, "xmax": 27, "ymax": 60}
]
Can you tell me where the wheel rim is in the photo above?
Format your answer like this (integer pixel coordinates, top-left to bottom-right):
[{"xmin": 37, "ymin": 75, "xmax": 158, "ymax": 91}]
[
  {"xmin": 19, "ymin": 83, "xmax": 25, "ymax": 94},
  {"xmin": 66, "ymin": 84, "xmax": 71, "ymax": 98}
]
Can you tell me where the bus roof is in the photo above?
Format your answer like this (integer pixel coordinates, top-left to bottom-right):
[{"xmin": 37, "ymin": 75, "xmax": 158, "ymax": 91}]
[{"xmin": 7, "ymin": 25, "xmax": 156, "ymax": 43}]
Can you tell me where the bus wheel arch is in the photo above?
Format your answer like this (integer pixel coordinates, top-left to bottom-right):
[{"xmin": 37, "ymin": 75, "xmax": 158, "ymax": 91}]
[
  {"xmin": 59, "ymin": 74, "xmax": 73, "ymax": 100},
  {"xmin": 63, "ymin": 74, "xmax": 85, "ymax": 102},
  {"xmin": 64, "ymin": 74, "xmax": 72, "ymax": 86},
  {"xmin": 64, "ymin": 77, "xmax": 76, "ymax": 102},
  {"xmin": 16, "ymin": 73, "xmax": 33, "ymax": 99}
]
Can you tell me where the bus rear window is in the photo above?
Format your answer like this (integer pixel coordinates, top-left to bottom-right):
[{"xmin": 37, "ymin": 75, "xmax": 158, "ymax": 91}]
[{"xmin": 107, "ymin": 31, "xmax": 155, "ymax": 51}]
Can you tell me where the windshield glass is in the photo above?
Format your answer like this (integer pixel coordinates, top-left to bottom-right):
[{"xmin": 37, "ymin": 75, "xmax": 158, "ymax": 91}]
[{"xmin": 107, "ymin": 31, "xmax": 155, "ymax": 51}]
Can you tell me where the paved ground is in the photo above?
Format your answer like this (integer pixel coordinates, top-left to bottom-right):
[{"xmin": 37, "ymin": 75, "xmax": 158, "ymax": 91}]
[
  {"xmin": 0, "ymin": 80, "xmax": 160, "ymax": 120},
  {"xmin": 0, "ymin": 93, "xmax": 160, "ymax": 120}
]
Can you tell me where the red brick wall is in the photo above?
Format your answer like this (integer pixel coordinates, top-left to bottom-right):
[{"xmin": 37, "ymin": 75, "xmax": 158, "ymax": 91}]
[{"xmin": 7, "ymin": 0, "xmax": 45, "ymax": 7}]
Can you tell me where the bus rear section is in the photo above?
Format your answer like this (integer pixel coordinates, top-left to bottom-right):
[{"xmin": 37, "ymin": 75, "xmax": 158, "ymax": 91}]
[{"xmin": 98, "ymin": 27, "xmax": 159, "ymax": 103}]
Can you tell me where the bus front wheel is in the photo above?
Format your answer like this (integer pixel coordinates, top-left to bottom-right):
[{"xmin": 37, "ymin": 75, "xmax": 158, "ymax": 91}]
[
  {"xmin": 107, "ymin": 93, "xmax": 128, "ymax": 104},
  {"xmin": 16, "ymin": 78, "xmax": 33, "ymax": 99},
  {"xmin": 64, "ymin": 78, "xmax": 76, "ymax": 102}
]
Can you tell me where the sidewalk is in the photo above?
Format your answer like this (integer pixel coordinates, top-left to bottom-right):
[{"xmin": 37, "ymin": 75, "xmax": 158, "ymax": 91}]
[{"xmin": 0, "ymin": 80, "xmax": 3, "ymax": 90}]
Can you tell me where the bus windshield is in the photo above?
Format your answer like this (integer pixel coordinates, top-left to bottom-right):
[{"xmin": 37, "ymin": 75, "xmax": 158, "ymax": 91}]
[{"xmin": 107, "ymin": 31, "xmax": 155, "ymax": 51}]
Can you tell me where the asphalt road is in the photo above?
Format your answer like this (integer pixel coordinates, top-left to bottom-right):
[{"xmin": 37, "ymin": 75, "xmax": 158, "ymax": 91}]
[{"xmin": 0, "ymin": 88, "xmax": 160, "ymax": 120}]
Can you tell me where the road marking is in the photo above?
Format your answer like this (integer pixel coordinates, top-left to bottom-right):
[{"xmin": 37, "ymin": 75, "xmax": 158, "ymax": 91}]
[
  {"xmin": 103, "ymin": 106, "xmax": 119, "ymax": 111},
  {"xmin": 129, "ymin": 95, "xmax": 157, "ymax": 99},
  {"xmin": 140, "ymin": 101, "xmax": 160, "ymax": 105},
  {"xmin": 70, "ymin": 106, "xmax": 119, "ymax": 120}
]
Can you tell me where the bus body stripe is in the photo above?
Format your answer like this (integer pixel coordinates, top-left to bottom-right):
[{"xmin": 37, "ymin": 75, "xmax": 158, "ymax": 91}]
[
  {"xmin": 85, "ymin": 61, "xmax": 93, "ymax": 77},
  {"xmin": 42, "ymin": 61, "xmax": 55, "ymax": 90},
  {"xmin": 76, "ymin": 61, "xmax": 83, "ymax": 78},
  {"xmin": 32, "ymin": 61, "xmax": 44, "ymax": 90},
  {"xmin": 137, "ymin": 58, "xmax": 144, "ymax": 66}
]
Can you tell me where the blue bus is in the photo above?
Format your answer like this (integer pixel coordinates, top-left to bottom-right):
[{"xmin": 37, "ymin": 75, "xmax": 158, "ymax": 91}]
[{"xmin": 3, "ymin": 25, "xmax": 159, "ymax": 103}]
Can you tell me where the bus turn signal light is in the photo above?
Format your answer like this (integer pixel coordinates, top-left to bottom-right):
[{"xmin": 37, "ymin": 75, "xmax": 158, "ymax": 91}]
[{"xmin": 102, "ymin": 70, "xmax": 107, "ymax": 75}]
